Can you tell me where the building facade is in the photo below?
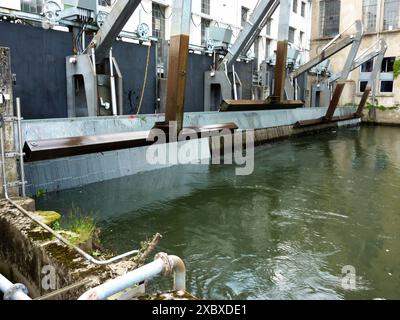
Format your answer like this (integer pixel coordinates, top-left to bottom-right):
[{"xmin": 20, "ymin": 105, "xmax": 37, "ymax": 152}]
[{"xmin": 310, "ymin": 0, "xmax": 400, "ymax": 108}]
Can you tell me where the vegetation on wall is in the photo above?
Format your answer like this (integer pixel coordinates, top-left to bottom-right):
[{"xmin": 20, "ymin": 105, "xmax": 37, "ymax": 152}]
[
  {"xmin": 366, "ymin": 98, "xmax": 399, "ymax": 111},
  {"xmin": 394, "ymin": 58, "xmax": 400, "ymax": 79}
]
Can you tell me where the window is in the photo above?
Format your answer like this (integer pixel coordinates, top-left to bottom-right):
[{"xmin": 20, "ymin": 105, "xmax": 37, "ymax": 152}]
[
  {"xmin": 265, "ymin": 39, "xmax": 271, "ymax": 59},
  {"xmin": 293, "ymin": 0, "xmax": 298, "ymax": 13},
  {"xmin": 319, "ymin": 0, "xmax": 341, "ymax": 37},
  {"xmin": 152, "ymin": 4, "xmax": 166, "ymax": 40},
  {"xmin": 21, "ymin": 0, "xmax": 44, "ymax": 14},
  {"xmin": 266, "ymin": 18, "xmax": 272, "ymax": 35},
  {"xmin": 301, "ymin": 2, "xmax": 306, "ymax": 17},
  {"xmin": 289, "ymin": 27, "xmax": 296, "ymax": 43},
  {"xmin": 300, "ymin": 31, "xmax": 305, "ymax": 46},
  {"xmin": 241, "ymin": 7, "xmax": 249, "ymax": 28},
  {"xmin": 362, "ymin": 0, "xmax": 378, "ymax": 32},
  {"xmin": 98, "ymin": 0, "xmax": 112, "ymax": 6},
  {"xmin": 359, "ymin": 81, "xmax": 368, "ymax": 92},
  {"xmin": 152, "ymin": 3, "xmax": 166, "ymax": 66},
  {"xmin": 201, "ymin": 0, "xmax": 210, "ymax": 15},
  {"xmin": 383, "ymin": 0, "xmax": 400, "ymax": 30},
  {"xmin": 201, "ymin": 18, "xmax": 211, "ymax": 47},
  {"xmin": 381, "ymin": 57, "xmax": 395, "ymax": 72},
  {"xmin": 361, "ymin": 60, "xmax": 374, "ymax": 73},
  {"xmin": 380, "ymin": 81, "xmax": 394, "ymax": 92}
]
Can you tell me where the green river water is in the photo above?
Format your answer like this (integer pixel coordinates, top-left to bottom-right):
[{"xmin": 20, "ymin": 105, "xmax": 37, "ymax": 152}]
[{"xmin": 37, "ymin": 125, "xmax": 400, "ymax": 300}]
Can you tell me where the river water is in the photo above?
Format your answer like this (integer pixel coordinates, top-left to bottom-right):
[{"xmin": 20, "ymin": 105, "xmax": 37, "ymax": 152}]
[{"xmin": 37, "ymin": 126, "xmax": 400, "ymax": 300}]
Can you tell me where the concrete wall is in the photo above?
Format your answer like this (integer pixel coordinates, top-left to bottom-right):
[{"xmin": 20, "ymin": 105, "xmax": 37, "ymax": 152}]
[{"xmin": 21, "ymin": 107, "xmax": 359, "ymax": 195}]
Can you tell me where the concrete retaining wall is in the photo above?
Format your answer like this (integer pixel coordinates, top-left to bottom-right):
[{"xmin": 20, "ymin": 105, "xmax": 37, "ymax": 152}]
[
  {"xmin": 21, "ymin": 107, "xmax": 359, "ymax": 196},
  {"xmin": 0, "ymin": 198, "xmax": 107, "ymax": 299},
  {"xmin": 362, "ymin": 108, "xmax": 400, "ymax": 126}
]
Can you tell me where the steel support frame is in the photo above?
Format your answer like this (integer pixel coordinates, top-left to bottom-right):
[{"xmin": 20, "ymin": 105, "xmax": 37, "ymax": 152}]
[
  {"xmin": 204, "ymin": 0, "xmax": 279, "ymax": 111},
  {"xmin": 222, "ymin": 0, "xmax": 279, "ymax": 72},
  {"xmin": 295, "ymin": 20, "xmax": 363, "ymax": 127},
  {"xmin": 152, "ymin": 0, "xmax": 192, "ymax": 136},
  {"xmin": 355, "ymin": 39, "xmax": 387, "ymax": 117},
  {"xmin": 90, "ymin": 0, "xmax": 142, "ymax": 63},
  {"xmin": 66, "ymin": 0, "xmax": 142, "ymax": 117}
]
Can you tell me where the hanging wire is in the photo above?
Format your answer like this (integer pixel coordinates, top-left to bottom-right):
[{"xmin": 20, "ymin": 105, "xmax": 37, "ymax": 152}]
[
  {"xmin": 136, "ymin": 43, "xmax": 152, "ymax": 115},
  {"xmin": 190, "ymin": 14, "xmax": 202, "ymax": 28}
]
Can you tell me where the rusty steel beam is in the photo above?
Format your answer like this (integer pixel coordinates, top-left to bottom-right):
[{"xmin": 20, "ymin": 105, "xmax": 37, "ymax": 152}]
[
  {"xmin": 163, "ymin": 0, "xmax": 192, "ymax": 135},
  {"xmin": 220, "ymin": 99, "xmax": 303, "ymax": 112},
  {"xmin": 294, "ymin": 114, "xmax": 358, "ymax": 128},
  {"xmin": 324, "ymin": 82, "xmax": 346, "ymax": 121},
  {"xmin": 273, "ymin": 40, "xmax": 289, "ymax": 101},
  {"xmin": 23, "ymin": 123, "xmax": 238, "ymax": 162},
  {"xmin": 295, "ymin": 82, "xmax": 347, "ymax": 128},
  {"xmin": 355, "ymin": 87, "xmax": 372, "ymax": 117}
]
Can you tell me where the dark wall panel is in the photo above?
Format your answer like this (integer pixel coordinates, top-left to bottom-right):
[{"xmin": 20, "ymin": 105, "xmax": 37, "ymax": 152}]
[
  {"xmin": 184, "ymin": 52, "xmax": 212, "ymax": 113},
  {"xmin": 0, "ymin": 22, "xmax": 254, "ymax": 119},
  {"xmin": 112, "ymin": 41, "xmax": 156, "ymax": 115},
  {"xmin": 235, "ymin": 61, "xmax": 253, "ymax": 100},
  {"xmin": 0, "ymin": 22, "xmax": 72, "ymax": 119}
]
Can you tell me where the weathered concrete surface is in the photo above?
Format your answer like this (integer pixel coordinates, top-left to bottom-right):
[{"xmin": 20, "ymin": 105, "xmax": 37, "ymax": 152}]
[
  {"xmin": 0, "ymin": 47, "xmax": 18, "ymax": 197},
  {"xmin": 362, "ymin": 108, "xmax": 400, "ymax": 126},
  {"xmin": 0, "ymin": 198, "xmax": 149, "ymax": 299},
  {"xmin": 19, "ymin": 107, "xmax": 358, "ymax": 141},
  {"xmin": 22, "ymin": 107, "xmax": 358, "ymax": 196}
]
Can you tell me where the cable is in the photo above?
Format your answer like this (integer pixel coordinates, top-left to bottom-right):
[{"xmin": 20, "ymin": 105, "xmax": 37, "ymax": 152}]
[
  {"xmin": 136, "ymin": 43, "xmax": 152, "ymax": 115},
  {"xmin": 191, "ymin": 14, "xmax": 202, "ymax": 28}
]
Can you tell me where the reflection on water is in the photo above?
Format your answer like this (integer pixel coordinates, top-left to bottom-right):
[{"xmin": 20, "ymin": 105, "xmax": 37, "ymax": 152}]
[{"xmin": 37, "ymin": 126, "xmax": 400, "ymax": 300}]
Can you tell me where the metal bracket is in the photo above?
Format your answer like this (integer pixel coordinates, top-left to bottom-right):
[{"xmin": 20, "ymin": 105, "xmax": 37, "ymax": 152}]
[
  {"xmin": 3, "ymin": 283, "xmax": 28, "ymax": 300},
  {"xmin": 3, "ymin": 116, "xmax": 23, "ymax": 122},
  {"xmin": 5, "ymin": 152, "xmax": 25, "ymax": 158},
  {"xmin": 155, "ymin": 252, "xmax": 174, "ymax": 277},
  {"xmin": 6, "ymin": 181, "xmax": 27, "ymax": 188}
]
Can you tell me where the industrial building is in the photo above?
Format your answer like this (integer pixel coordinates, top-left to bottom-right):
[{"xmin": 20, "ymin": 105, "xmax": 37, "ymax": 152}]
[
  {"xmin": 310, "ymin": 0, "xmax": 400, "ymax": 109},
  {"xmin": 0, "ymin": 0, "xmax": 399, "ymax": 303}
]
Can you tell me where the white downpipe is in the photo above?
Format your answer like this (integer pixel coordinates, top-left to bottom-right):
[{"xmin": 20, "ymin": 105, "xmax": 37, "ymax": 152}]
[
  {"xmin": 0, "ymin": 273, "xmax": 31, "ymax": 300},
  {"xmin": 78, "ymin": 253, "xmax": 186, "ymax": 300},
  {"xmin": 0, "ymin": 127, "xmax": 139, "ymax": 265},
  {"xmin": 91, "ymin": 48, "xmax": 96, "ymax": 73},
  {"xmin": 109, "ymin": 48, "xmax": 118, "ymax": 116},
  {"xmin": 232, "ymin": 64, "xmax": 238, "ymax": 100},
  {"xmin": 16, "ymin": 98, "xmax": 26, "ymax": 197}
]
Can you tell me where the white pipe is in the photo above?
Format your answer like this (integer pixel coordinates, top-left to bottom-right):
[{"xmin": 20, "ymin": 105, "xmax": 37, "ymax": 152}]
[
  {"xmin": 109, "ymin": 48, "xmax": 118, "ymax": 116},
  {"xmin": 78, "ymin": 253, "xmax": 186, "ymax": 300},
  {"xmin": 91, "ymin": 48, "xmax": 96, "ymax": 73},
  {"xmin": 0, "ymin": 127, "xmax": 139, "ymax": 265},
  {"xmin": 16, "ymin": 98, "xmax": 26, "ymax": 197},
  {"xmin": 0, "ymin": 273, "xmax": 31, "ymax": 300},
  {"xmin": 232, "ymin": 64, "xmax": 238, "ymax": 100}
]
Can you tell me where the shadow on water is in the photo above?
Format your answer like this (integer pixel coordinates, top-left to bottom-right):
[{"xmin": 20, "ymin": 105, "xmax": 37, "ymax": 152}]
[{"xmin": 37, "ymin": 126, "xmax": 400, "ymax": 300}]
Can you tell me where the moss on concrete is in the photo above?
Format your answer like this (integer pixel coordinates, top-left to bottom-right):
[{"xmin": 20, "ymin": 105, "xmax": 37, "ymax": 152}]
[{"xmin": 36, "ymin": 210, "xmax": 61, "ymax": 227}]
